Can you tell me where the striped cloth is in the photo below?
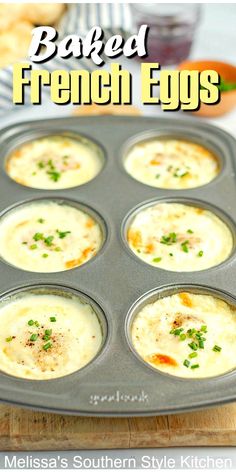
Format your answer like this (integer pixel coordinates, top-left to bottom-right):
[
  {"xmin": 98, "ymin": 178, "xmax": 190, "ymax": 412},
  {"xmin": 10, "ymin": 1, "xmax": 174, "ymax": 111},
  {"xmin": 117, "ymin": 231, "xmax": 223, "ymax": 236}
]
[{"xmin": 0, "ymin": 3, "xmax": 133, "ymax": 113}]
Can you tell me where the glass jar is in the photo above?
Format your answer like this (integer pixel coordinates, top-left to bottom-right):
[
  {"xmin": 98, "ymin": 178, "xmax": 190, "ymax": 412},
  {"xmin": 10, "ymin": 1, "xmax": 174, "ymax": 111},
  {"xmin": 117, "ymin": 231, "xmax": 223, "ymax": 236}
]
[{"xmin": 131, "ymin": 3, "xmax": 201, "ymax": 65}]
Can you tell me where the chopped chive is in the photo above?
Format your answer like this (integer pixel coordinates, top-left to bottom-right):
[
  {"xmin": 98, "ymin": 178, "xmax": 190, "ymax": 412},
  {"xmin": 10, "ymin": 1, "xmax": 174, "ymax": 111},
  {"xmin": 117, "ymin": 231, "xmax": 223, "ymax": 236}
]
[
  {"xmin": 170, "ymin": 328, "xmax": 184, "ymax": 336},
  {"xmin": 189, "ymin": 352, "xmax": 198, "ymax": 359},
  {"xmin": 188, "ymin": 342, "xmax": 198, "ymax": 351},
  {"xmin": 47, "ymin": 170, "xmax": 61, "ymax": 182},
  {"xmin": 28, "ymin": 320, "xmax": 34, "ymax": 326},
  {"xmin": 38, "ymin": 218, "xmax": 45, "ymax": 224},
  {"xmin": 183, "ymin": 359, "xmax": 190, "ymax": 368},
  {"xmin": 153, "ymin": 257, "xmax": 162, "ymax": 263},
  {"xmin": 195, "ymin": 333, "xmax": 202, "ymax": 340},
  {"xmin": 43, "ymin": 341, "xmax": 52, "ymax": 351},
  {"xmin": 187, "ymin": 328, "xmax": 196, "ymax": 336},
  {"xmin": 22, "ymin": 241, "xmax": 27, "ymax": 245},
  {"xmin": 198, "ymin": 250, "xmax": 204, "ymax": 257},
  {"xmin": 47, "ymin": 159, "xmax": 54, "ymax": 169},
  {"xmin": 44, "ymin": 235, "xmax": 54, "ymax": 246},
  {"xmin": 201, "ymin": 325, "xmax": 207, "ymax": 333},
  {"xmin": 30, "ymin": 244, "xmax": 37, "ymax": 250},
  {"xmin": 56, "ymin": 230, "xmax": 71, "ymax": 239},
  {"xmin": 37, "ymin": 161, "xmax": 45, "ymax": 169},
  {"xmin": 54, "ymin": 247, "xmax": 62, "ymax": 252},
  {"xmin": 180, "ymin": 333, "xmax": 186, "ymax": 341},
  {"xmin": 35, "ymin": 321, "xmax": 40, "ymax": 328},
  {"xmin": 43, "ymin": 335, "xmax": 50, "ymax": 341},
  {"xmin": 33, "ymin": 232, "xmax": 44, "ymax": 242},
  {"xmin": 199, "ymin": 339, "xmax": 205, "ymax": 349},
  {"xmin": 30, "ymin": 334, "xmax": 38, "ymax": 342},
  {"xmin": 191, "ymin": 364, "xmax": 200, "ymax": 369},
  {"xmin": 169, "ymin": 253, "xmax": 173, "ymax": 257},
  {"xmin": 213, "ymin": 345, "xmax": 222, "ymax": 352},
  {"xmin": 174, "ymin": 170, "xmax": 189, "ymax": 178},
  {"xmin": 6, "ymin": 336, "xmax": 13, "ymax": 342},
  {"xmin": 187, "ymin": 229, "xmax": 194, "ymax": 234},
  {"xmin": 181, "ymin": 240, "xmax": 189, "ymax": 253},
  {"xmin": 50, "ymin": 316, "xmax": 56, "ymax": 322},
  {"xmin": 155, "ymin": 174, "xmax": 160, "ymax": 179},
  {"xmin": 42, "ymin": 253, "xmax": 48, "ymax": 258},
  {"xmin": 45, "ymin": 329, "xmax": 52, "ymax": 336},
  {"xmin": 160, "ymin": 232, "xmax": 177, "ymax": 245}
]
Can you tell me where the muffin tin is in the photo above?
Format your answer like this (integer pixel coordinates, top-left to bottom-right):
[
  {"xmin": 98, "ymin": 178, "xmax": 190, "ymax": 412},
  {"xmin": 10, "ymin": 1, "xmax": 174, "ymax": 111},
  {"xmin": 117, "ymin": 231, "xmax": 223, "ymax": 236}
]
[{"xmin": 0, "ymin": 115, "xmax": 236, "ymax": 416}]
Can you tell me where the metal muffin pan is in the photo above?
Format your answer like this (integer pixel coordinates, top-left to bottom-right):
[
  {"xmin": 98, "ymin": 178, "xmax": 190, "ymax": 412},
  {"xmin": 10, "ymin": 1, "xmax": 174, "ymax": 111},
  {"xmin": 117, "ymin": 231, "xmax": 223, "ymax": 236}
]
[{"xmin": 0, "ymin": 115, "xmax": 236, "ymax": 416}]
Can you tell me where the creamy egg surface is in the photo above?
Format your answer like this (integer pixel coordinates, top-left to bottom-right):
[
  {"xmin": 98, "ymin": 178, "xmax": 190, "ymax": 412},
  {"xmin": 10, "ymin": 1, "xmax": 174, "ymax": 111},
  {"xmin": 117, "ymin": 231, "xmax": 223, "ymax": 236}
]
[
  {"xmin": 127, "ymin": 203, "xmax": 233, "ymax": 271},
  {"xmin": 124, "ymin": 139, "xmax": 219, "ymax": 189},
  {"xmin": 5, "ymin": 135, "xmax": 103, "ymax": 189},
  {"xmin": 0, "ymin": 201, "xmax": 103, "ymax": 272},
  {"xmin": 131, "ymin": 291, "xmax": 236, "ymax": 378},
  {"xmin": 0, "ymin": 292, "xmax": 103, "ymax": 380}
]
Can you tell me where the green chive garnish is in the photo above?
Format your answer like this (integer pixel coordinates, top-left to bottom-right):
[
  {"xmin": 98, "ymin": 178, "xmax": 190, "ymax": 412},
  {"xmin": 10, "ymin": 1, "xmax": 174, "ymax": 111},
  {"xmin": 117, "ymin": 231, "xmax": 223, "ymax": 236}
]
[
  {"xmin": 50, "ymin": 316, "xmax": 56, "ymax": 322},
  {"xmin": 6, "ymin": 336, "xmax": 13, "ymax": 342},
  {"xmin": 180, "ymin": 333, "xmax": 186, "ymax": 341},
  {"xmin": 195, "ymin": 333, "xmax": 202, "ymax": 340},
  {"xmin": 43, "ymin": 335, "xmax": 50, "ymax": 341},
  {"xmin": 160, "ymin": 232, "xmax": 177, "ymax": 245},
  {"xmin": 174, "ymin": 170, "xmax": 189, "ymax": 178},
  {"xmin": 45, "ymin": 329, "xmax": 52, "ymax": 336},
  {"xmin": 38, "ymin": 218, "xmax": 45, "ymax": 224},
  {"xmin": 187, "ymin": 229, "xmax": 194, "ymax": 234},
  {"xmin": 188, "ymin": 342, "xmax": 198, "ymax": 351},
  {"xmin": 37, "ymin": 161, "xmax": 45, "ymax": 169},
  {"xmin": 183, "ymin": 359, "xmax": 190, "ymax": 368},
  {"xmin": 199, "ymin": 339, "xmax": 205, "ymax": 349},
  {"xmin": 198, "ymin": 250, "xmax": 204, "ymax": 257},
  {"xmin": 47, "ymin": 170, "xmax": 61, "ymax": 182},
  {"xmin": 170, "ymin": 328, "xmax": 184, "ymax": 336},
  {"xmin": 30, "ymin": 244, "xmax": 37, "ymax": 250},
  {"xmin": 30, "ymin": 334, "xmax": 38, "ymax": 342},
  {"xmin": 44, "ymin": 235, "xmax": 54, "ymax": 246},
  {"xmin": 56, "ymin": 230, "xmax": 71, "ymax": 239},
  {"xmin": 43, "ymin": 341, "xmax": 52, "ymax": 351},
  {"xmin": 28, "ymin": 320, "xmax": 34, "ymax": 326},
  {"xmin": 191, "ymin": 364, "xmax": 200, "ymax": 369},
  {"xmin": 189, "ymin": 352, "xmax": 198, "ymax": 359},
  {"xmin": 181, "ymin": 240, "xmax": 189, "ymax": 253},
  {"xmin": 213, "ymin": 345, "xmax": 222, "ymax": 352},
  {"xmin": 201, "ymin": 325, "xmax": 207, "ymax": 333},
  {"xmin": 42, "ymin": 253, "xmax": 49, "ymax": 258},
  {"xmin": 153, "ymin": 257, "xmax": 162, "ymax": 263},
  {"xmin": 187, "ymin": 328, "xmax": 196, "ymax": 336},
  {"xmin": 33, "ymin": 232, "xmax": 44, "ymax": 241}
]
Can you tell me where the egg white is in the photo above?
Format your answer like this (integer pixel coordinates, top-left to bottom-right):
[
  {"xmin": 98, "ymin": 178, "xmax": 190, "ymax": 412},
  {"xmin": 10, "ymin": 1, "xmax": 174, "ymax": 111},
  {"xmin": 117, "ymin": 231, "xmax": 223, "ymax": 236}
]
[
  {"xmin": 0, "ymin": 201, "xmax": 103, "ymax": 272},
  {"xmin": 6, "ymin": 135, "xmax": 103, "ymax": 189},
  {"xmin": 0, "ymin": 292, "xmax": 103, "ymax": 380},
  {"xmin": 127, "ymin": 203, "xmax": 233, "ymax": 271},
  {"xmin": 131, "ymin": 292, "xmax": 236, "ymax": 378},
  {"xmin": 124, "ymin": 139, "xmax": 219, "ymax": 189}
]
